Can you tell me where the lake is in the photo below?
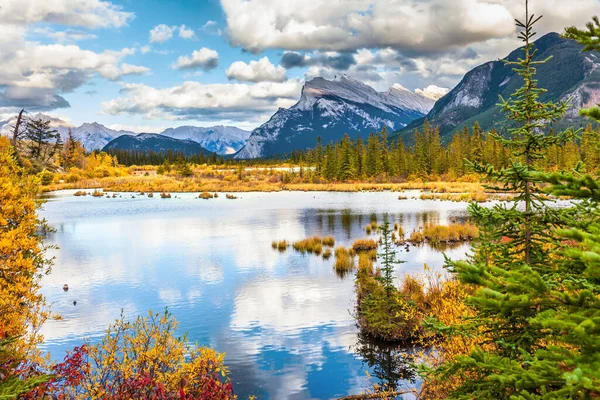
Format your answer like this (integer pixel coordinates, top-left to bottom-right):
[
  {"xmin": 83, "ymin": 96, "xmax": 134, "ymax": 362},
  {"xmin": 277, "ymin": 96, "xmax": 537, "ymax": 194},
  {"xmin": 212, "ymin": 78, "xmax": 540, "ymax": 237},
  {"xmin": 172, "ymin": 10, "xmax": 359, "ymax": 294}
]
[{"xmin": 39, "ymin": 190, "xmax": 472, "ymax": 399}]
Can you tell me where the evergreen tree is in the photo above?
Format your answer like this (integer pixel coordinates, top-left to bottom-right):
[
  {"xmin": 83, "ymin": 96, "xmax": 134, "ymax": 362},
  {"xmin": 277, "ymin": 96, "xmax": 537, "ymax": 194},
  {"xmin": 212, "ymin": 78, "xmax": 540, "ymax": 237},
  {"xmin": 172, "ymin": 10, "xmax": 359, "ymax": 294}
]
[
  {"xmin": 25, "ymin": 117, "xmax": 59, "ymax": 162},
  {"xmin": 377, "ymin": 221, "xmax": 404, "ymax": 300},
  {"xmin": 430, "ymin": 2, "xmax": 584, "ymax": 397},
  {"xmin": 338, "ymin": 133, "xmax": 356, "ymax": 181}
]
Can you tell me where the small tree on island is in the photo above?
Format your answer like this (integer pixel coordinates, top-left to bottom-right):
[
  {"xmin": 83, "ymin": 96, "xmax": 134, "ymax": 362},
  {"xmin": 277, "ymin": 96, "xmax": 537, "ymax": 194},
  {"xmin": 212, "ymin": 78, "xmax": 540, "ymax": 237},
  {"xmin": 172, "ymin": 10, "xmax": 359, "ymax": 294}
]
[{"xmin": 377, "ymin": 221, "xmax": 404, "ymax": 300}]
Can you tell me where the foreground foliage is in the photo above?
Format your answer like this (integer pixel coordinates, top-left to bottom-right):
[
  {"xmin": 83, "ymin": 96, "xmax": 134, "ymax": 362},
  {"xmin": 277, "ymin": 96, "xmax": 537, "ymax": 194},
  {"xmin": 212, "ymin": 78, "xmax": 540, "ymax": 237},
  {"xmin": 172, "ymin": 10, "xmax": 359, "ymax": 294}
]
[{"xmin": 424, "ymin": 4, "xmax": 600, "ymax": 398}]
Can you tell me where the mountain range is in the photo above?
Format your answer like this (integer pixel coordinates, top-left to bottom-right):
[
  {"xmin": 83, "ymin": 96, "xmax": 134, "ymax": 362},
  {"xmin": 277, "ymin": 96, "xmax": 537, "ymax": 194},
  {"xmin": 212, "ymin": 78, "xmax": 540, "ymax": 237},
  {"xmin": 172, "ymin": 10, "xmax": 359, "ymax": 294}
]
[
  {"xmin": 235, "ymin": 75, "xmax": 447, "ymax": 158},
  {"xmin": 103, "ymin": 133, "xmax": 213, "ymax": 156},
  {"xmin": 0, "ymin": 115, "xmax": 250, "ymax": 155},
  {"xmin": 2, "ymin": 32, "xmax": 597, "ymax": 159},
  {"xmin": 391, "ymin": 32, "xmax": 600, "ymax": 144}
]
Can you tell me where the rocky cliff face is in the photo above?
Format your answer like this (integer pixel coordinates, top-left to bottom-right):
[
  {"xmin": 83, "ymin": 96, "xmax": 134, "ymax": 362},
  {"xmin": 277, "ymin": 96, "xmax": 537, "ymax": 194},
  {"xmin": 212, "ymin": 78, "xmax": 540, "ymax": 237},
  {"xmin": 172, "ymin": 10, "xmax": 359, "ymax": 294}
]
[{"xmin": 392, "ymin": 32, "xmax": 600, "ymax": 144}]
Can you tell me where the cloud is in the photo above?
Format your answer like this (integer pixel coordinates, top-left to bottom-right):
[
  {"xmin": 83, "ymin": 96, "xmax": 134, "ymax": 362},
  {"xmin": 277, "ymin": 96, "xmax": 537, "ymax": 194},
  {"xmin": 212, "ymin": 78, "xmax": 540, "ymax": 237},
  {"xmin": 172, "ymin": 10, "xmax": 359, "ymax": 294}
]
[
  {"xmin": 172, "ymin": 48, "xmax": 219, "ymax": 71},
  {"xmin": 226, "ymin": 57, "xmax": 286, "ymax": 83},
  {"xmin": 150, "ymin": 24, "xmax": 197, "ymax": 43},
  {"xmin": 149, "ymin": 24, "xmax": 174, "ymax": 43},
  {"xmin": 101, "ymin": 79, "xmax": 302, "ymax": 122},
  {"xmin": 220, "ymin": 0, "xmax": 597, "ymax": 71},
  {"xmin": 0, "ymin": 0, "xmax": 134, "ymax": 28},
  {"xmin": 140, "ymin": 45, "xmax": 151, "ymax": 54},
  {"xmin": 178, "ymin": 25, "xmax": 196, "ymax": 39},
  {"xmin": 0, "ymin": 87, "xmax": 70, "ymax": 110},
  {"xmin": 30, "ymin": 28, "xmax": 98, "ymax": 43},
  {"xmin": 281, "ymin": 51, "xmax": 357, "ymax": 70},
  {"xmin": 202, "ymin": 20, "xmax": 222, "ymax": 35}
]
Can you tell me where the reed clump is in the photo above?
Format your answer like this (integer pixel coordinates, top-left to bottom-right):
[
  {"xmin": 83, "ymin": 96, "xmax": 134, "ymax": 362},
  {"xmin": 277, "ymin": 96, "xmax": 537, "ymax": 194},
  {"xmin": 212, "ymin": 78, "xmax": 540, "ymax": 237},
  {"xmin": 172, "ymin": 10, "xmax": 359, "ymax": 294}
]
[
  {"xmin": 148, "ymin": 192, "xmax": 153, "ymax": 198},
  {"xmin": 271, "ymin": 240, "xmax": 288, "ymax": 251},
  {"xmin": 73, "ymin": 190, "xmax": 87, "ymax": 196},
  {"xmin": 322, "ymin": 248, "xmax": 332, "ymax": 260},
  {"xmin": 226, "ymin": 194, "xmax": 237, "ymax": 199},
  {"xmin": 321, "ymin": 236, "xmax": 335, "ymax": 247},
  {"xmin": 199, "ymin": 191, "xmax": 214, "ymax": 200},
  {"xmin": 91, "ymin": 189, "xmax": 104, "ymax": 197},
  {"xmin": 334, "ymin": 246, "xmax": 354, "ymax": 272},
  {"xmin": 352, "ymin": 239, "xmax": 378, "ymax": 252},
  {"xmin": 292, "ymin": 236, "xmax": 324, "ymax": 255},
  {"xmin": 160, "ymin": 192, "xmax": 171, "ymax": 199},
  {"xmin": 409, "ymin": 222, "xmax": 478, "ymax": 245}
]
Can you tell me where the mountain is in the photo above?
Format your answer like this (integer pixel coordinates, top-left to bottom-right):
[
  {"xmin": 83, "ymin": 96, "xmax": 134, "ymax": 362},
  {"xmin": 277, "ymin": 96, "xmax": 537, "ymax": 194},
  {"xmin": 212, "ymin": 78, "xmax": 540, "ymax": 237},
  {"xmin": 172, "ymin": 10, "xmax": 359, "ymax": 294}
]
[
  {"xmin": 65, "ymin": 122, "xmax": 137, "ymax": 151},
  {"xmin": 102, "ymin": 133, "xmax": 213, "ymax": 156},
  {"xmin": 0, "ymin": 114, "xmax": 135, "ymax": 150},
  {"xmin": 0, "ymin": 115, "xmax": 250, "ymax": 154},
  {"xmin": 391, "ymin": 32, "xmax": 600, "ymax": 144},
  {"xmin": 235, "ymin": 75, "xmax": 448, "ymax": 159},
  {"xmin": 160, "ymin": 125, "xmax": 250, "ymax": 155}
]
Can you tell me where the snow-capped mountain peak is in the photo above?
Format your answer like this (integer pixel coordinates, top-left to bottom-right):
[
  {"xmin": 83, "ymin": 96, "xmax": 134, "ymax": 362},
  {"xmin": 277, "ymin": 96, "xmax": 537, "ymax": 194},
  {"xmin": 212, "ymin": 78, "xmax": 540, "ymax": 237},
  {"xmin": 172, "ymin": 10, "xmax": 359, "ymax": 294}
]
[{"xmin": 236, "ymin": 75, "xmax": 446, "ymax": 159}]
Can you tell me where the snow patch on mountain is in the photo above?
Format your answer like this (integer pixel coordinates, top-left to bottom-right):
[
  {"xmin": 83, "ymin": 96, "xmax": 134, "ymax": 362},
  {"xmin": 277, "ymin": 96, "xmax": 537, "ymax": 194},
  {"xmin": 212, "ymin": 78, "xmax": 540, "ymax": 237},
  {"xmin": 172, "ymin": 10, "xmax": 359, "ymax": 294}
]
[{"xmin": 160, "ymin": 125, "xmax": 250, "ymax": 154}]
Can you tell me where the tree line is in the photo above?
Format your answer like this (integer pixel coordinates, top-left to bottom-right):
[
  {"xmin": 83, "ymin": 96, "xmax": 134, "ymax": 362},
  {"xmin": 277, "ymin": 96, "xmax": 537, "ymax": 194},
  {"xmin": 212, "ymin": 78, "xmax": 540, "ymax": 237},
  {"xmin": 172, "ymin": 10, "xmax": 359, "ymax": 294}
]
[{"xmin": 294, "ymin": 121, "xmax": 600, "ymax": 181}]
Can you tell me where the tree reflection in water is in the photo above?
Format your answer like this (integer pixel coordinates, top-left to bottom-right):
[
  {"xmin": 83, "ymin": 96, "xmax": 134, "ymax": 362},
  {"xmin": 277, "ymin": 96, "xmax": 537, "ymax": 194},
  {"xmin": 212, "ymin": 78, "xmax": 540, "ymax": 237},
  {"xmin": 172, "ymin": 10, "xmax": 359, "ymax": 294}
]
[{"xmin": 352, "ymin": 333, "xmax": 419, "ymax": 396}]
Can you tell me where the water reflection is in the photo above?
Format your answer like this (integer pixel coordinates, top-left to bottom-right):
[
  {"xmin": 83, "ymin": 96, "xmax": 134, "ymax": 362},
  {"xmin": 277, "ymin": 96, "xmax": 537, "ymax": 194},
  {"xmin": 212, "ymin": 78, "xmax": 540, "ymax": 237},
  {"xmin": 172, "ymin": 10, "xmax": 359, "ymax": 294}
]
[
  {"xmin": 38, "ymin": 190, "xmax": 471, "ymax": 399},
  {"xmin": 353, "ymin": 333, "xmax": 419, "ymax": 394}
]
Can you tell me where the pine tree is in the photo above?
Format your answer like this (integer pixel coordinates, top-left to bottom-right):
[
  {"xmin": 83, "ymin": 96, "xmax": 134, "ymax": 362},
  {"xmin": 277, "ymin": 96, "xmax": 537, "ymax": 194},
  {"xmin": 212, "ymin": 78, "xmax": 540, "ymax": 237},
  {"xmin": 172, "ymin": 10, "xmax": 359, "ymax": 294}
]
[
  {"xmin": 430, "ymin": 2, "xmax": 583, "ymax": 397},
  {"xmin": 377, "ymin": 221, "xmax": 404, "ymax": 300},
  {"xmin": 25, "ymin": 117, "xmax": 59, "ymax": 162},
  {"xmin": 338, "ymin": 133, "xmax": 355, "ymax": 181}
]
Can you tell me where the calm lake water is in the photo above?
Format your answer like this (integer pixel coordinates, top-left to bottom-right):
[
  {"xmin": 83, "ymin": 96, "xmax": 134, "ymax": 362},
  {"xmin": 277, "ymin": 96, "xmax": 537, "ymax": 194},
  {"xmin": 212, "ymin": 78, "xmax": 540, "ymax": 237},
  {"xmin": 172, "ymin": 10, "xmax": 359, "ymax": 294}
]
[{"xmin": 39, "ymin": 191, "xmax": 471, "ymax": 399}]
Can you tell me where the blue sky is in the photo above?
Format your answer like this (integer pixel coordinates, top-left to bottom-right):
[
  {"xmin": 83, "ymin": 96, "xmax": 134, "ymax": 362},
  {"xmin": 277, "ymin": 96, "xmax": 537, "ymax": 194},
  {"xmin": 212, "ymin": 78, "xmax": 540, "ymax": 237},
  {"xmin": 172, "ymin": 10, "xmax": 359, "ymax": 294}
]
[{"xmin": 0, "ymin": 0, "xmax": 595, "ymax": 132}]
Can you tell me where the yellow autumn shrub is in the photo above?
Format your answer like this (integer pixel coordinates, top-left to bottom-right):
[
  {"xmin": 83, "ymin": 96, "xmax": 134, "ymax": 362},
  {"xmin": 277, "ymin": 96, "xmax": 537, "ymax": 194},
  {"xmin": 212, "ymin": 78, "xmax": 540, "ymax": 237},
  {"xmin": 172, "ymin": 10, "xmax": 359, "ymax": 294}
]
[{"xmin": 0, "ymin": 137, "xmax": 52, "ymax": 360}]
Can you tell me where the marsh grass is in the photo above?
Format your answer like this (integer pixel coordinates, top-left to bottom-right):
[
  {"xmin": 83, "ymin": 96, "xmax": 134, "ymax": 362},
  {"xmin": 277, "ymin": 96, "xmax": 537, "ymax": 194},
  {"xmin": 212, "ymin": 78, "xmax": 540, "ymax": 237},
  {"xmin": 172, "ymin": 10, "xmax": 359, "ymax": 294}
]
[
  {"xmin": 199, "ymin": 191, "xmax": 214, "ymax": 199},
  {"xmin": 160, "ymin": 192, "xmax": 171, "ymax": 199},
  {"xmin": 73, "ymin": 190, "xmax": 87, "ymax": 196},
  {"xmin": 322, "ymin": 248, "xmax": 332, "ymax": 260},
  {"xmin": 271, "ymin": 240, "xmax": 289, "ymax": 252},
  {"xmin": 226, "ymin": 194, "xmax": 237, "ymax": 199},
  {"xmin": 352, "ymin": 239, "xmax": 378, "ymax": 252},
  {"xmin": 409, "ymin": 222, "xmax": 478, "ymax": 245},
  {"xmin": 47, "ymin": 165, "xmax": 488, "ymax": 195},
  {"xmin": 334, "ymin": 246, "xmax": 355, "ymax": 272},
  {"xmin": 292, "ymin": 237, "xmax": 324, "ymax": 255},
  {"xmin": 91, "ymin": 189, "xmax": 103, "ymax": 197},
  {"xmin": 322, "ymin": 236, "xmax": 335, "ymax": 247}
]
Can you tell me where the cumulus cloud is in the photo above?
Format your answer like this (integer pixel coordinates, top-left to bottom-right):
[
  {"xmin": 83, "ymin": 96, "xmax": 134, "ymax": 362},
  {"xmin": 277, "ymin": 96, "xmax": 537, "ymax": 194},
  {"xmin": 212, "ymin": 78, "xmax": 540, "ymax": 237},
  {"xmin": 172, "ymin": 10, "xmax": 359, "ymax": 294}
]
[
  {"xmin": 149, "ymin": 24, "xmax": 174, "ymax": 43},
  {"xmin": 221, "ymin": 0, "xmax": 594, "ymax": 54},
  {"xmin": 172, "ymin": 48, "xmax": 219, "ymax": 71},
  {"xmin": 0, "ymin": 0, "xmax": 133, "ymax": 28},
  {"xmin": 178, "ymin": 25, "xmax": 196, "ymax": 39},
  {"xmin": 281, "ymin": 51, "xmax": 356, "ymax": 70},
  {"xmin": 30, "ymin": 27, "xmax": 97, "ymax": 43},
  {"xmin": 226, "ymin": 57, "xmax": 286, "ymax": 82},
  {"xmin": 149, "ymin": 24, "xmax": 197, "ymax": 43},
  {"xmin": 101, "ymin": 79, "xmax": 302, "ymax": 122}
]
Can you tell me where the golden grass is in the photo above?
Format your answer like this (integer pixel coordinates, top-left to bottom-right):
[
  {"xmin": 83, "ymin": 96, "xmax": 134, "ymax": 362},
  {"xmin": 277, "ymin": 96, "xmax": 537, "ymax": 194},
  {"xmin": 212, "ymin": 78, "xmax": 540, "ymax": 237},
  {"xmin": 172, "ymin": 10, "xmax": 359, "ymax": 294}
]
[
  {"xmin": 271, "ymin": 240, "xmax": 288, "ymax": 251},
  {"xmin": 199, "ymin": 191, "xmax": 214, "ymax": 199},
  {"xmin": 160, "ymin": 192, "xmax": 171, "ymax": 199},
  {"xmin": 322, "ymin": 236, "xmax": 335, "ymax": 247},
  {"xmin": 226, "ymin": 194, "xmax": 238, "ymax": 199},
  {"xmin": 47, "ymin": 164, "xmax": 489, "ymax": 194},
  {"xmin": 334, "ymin": 246, "xmax": 354, "ymax": 272},
  {"xmin": 73, "ymin": 190, "xmax": 87, "ymax": 196},
  {"xmin": 292, "ymin": 236, "xmax": 324, "ymax": 255},
  {"xmin": 352, "ymin": 238, "xmax": 378, "ymax": 252},
  {"xmin": 322, "ymin": 248, "xmax": 332, "ymax": 260},
  {"xmin": 420, "ymin": 192, "xmax": 488, "ymax": 202},
  {"xmin": 409, "ymin": 222, "xmax": 478, "ymax": 245},
  {"xmin": 91, "ymin": 189, "xmax": 104, "ymax": 197}
]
